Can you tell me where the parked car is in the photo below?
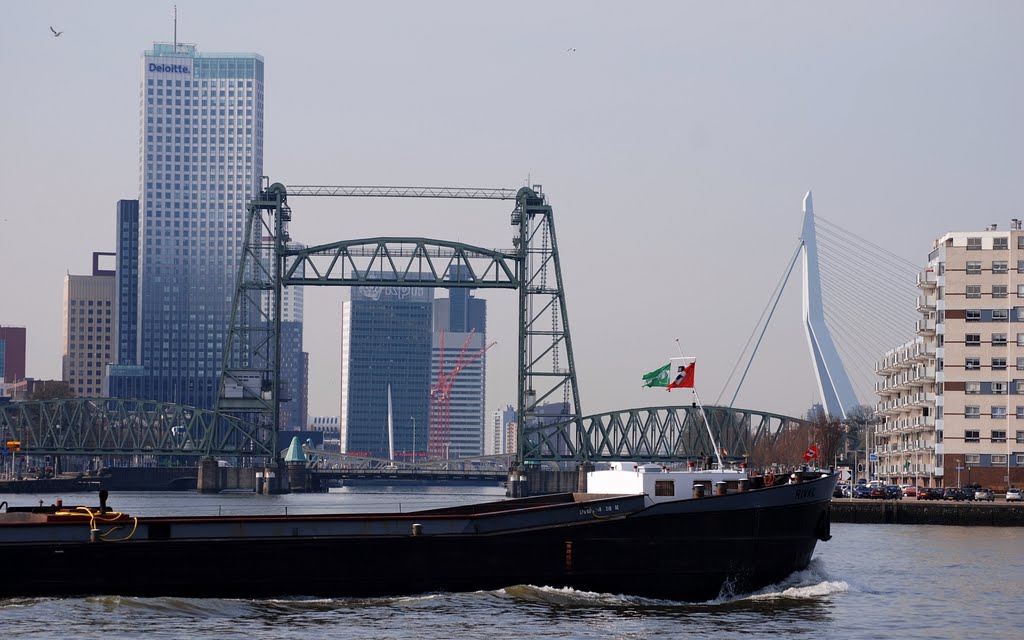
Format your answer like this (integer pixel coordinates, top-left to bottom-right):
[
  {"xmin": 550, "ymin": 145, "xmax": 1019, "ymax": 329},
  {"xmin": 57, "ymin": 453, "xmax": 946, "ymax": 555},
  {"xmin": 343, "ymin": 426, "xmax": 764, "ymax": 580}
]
[
  {"xmin": 943, "ymin": 487, "xmax": 963, "ymax": 501},
  {"xmin": 852, "ymin": 485, "xmax": 873, "ymax": 499},
  {"xmin": 833, "ymin": 484, "xmax": 847, "ymax": 498},
  {"xmin": 869, "ymin": 485, "xmax": 888, "ymax": 500},
  {"xmin": 884, "ymin": 485, "xmax": 903, "ymax": 500},
  {"xmin": 901, "ymin": 485, "xmax": 918, "ymax": 498},
  {"xmin": 974, "ymin": 487, "xmax": 994, "ymax": 502},
  {"xmin": 960, "ymin": 486, "xmax": 976, "ymax": 501},
  {"xmin": 1006, "ymin": 487, "xmax": 1023, "ymax": 502},
  {"xmin": 927, "ymin": 487, "xmax": 945, "ymax": 500}
]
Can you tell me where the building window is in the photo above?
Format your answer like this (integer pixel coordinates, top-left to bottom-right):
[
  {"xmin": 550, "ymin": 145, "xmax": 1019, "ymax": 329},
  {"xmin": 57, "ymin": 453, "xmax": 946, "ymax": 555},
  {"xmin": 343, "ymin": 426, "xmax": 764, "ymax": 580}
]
[
  {"xmin": 993, "ymin": 285, "xmax": 1008, "ymax": 299},
  {"xmin": 992, "ymin": 408, "xmax": 1007, "ymax": 420},
  {"xmin": 993, "ymin": 261, "xmax": 1009, "ymax": 274},
  {"xmin": 965, "ymin": 409, "xmax": 981, "ymax": 422},
  {"xmin": 967, "ymin": 261, "xmax": 982, "ymax": 274},
  {"xmin": 965, "ymin": 358, "xmax": 981, "ymax": 370},
  {"xmin": 654, "ymin": 480, "xmax": 675, "ymax": 497},
  {"xmin": 966, "ymin": 309, "xmax": 981, "ymax": 321},
  {"xmin": 1016, "ymin": 407, "xmax": 1024, "ymax": 420},
  {"xmin": 994, "ymin": 237, "xmax": 1009, "ymax": 250},
  {"xmin": 1018, "ymin": 381, "xmax": 1024, "ymax": 394},
  {"xmin": 993, "ymin": 309, "xmax": 1009, "ymax": 321},
  {"xmin": 966, "ymin": 334, "xmax": 981, "ymax": 346},
  {"xmin": 966, "ymin": 381, "xmax": 981, "ymax": 394},
  {"xmin": 1017, "ymin": 430, "xmax": 1024, "ymax": 442},
  {"xmin": 993, "ymin": 333, "xmax": 1007, "ymax": 346},
  {"xmin": 993, "ymin": 454, "xmax": 1008, "ymax": 465},
  {"xmin": 967, "ymin": 237, "xmax": 982, "ymax": 251},
  {"xmin": 965, "ymin": 453, "xmax": 981, "ymax": 464},
  {"xmin": 966, "ymin": 286, "xmax": 981, "ymax": 299},
  {"xmin": 992, "ymin": 429, "xmax": 1007, "ymax": 442},
  {"xmin": 993, "ymin": 357, "xmax": 1007, "ymax": 370},
  {"xmin": 993, "ymin": 381, "xmax": 1007, "ymax": 395}
]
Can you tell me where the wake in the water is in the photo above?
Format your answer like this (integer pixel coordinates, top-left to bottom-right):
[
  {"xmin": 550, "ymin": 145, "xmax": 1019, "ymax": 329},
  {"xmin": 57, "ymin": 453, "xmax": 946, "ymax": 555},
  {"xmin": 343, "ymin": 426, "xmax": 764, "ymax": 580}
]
[
  {"xmin": 493, "ymin": 557, "xmax": 849, "ymax": 608},
  {"xmin": 709, "ymin": 557, "xmax": 849, "ymax": 605}
]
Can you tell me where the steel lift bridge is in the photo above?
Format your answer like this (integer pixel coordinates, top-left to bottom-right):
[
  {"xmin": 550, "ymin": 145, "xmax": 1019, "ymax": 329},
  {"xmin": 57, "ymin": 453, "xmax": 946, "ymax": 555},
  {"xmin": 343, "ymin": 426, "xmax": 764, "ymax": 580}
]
[
  {"xmin": 213, "ymin": 180, "xmax": 805, "ymax": 468},
  {"xmin": 0, "ymin": 182, "xmax": 808, "ymax": 467}
]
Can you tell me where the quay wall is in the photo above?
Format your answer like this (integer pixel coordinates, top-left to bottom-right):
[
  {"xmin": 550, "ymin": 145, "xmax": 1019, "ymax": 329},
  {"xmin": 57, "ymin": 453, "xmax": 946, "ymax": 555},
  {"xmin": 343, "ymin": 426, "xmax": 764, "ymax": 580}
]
[{"xmin": 831, "ymin": 500, "xmax": 1024, "ymax": 526}]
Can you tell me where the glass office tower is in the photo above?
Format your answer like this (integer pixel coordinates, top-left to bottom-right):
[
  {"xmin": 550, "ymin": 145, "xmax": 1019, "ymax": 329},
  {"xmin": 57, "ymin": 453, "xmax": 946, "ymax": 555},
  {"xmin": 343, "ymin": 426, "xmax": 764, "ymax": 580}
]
[
  {"xmin": 340, "ymin": 285, "xmax": 434, "ymax": 459},
  {"xmin": 132, "ymin": 43, "xmax": 264, "ymax": 409},
  {"xmin": 115, "ymin": 200, "xmax": 139, "ymax": 366}
]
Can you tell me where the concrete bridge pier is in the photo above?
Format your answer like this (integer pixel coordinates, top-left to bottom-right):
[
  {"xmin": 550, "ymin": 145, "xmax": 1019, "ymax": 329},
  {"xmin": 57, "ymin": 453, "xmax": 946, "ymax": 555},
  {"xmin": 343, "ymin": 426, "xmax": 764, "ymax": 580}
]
[
  {"xmin": 507, "ymin": 465, "xmax": 589, "ymax": 497},
  {"xmin": 198, "ymin": 457, "xmax": 220, "ymax": 494},
  {"xmin": 197, "ymin": 457, "xmax": 259, "ymax": 493}
]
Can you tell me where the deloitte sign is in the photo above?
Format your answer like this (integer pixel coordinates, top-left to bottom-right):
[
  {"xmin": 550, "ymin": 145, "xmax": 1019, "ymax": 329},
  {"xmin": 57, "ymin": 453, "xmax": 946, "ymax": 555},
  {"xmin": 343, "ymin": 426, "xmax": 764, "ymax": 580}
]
[{"xmin": 149, "ymin": 63, "xmax": 190, "ymax": 74}]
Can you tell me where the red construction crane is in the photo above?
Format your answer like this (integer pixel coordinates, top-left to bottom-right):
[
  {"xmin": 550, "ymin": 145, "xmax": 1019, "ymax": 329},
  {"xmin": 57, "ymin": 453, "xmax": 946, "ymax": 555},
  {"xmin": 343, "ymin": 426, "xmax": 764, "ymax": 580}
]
[{"xmin": 429, "ymin": 329, "xmax": 496, "ymax": 459}]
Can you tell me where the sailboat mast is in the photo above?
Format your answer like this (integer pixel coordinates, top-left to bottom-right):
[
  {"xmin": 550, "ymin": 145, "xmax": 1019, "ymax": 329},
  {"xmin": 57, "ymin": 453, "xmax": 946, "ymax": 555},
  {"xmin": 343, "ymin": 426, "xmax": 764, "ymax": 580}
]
[{"xmin": 387, "ymin": 384, "xmax": 394, "ymax": 462}]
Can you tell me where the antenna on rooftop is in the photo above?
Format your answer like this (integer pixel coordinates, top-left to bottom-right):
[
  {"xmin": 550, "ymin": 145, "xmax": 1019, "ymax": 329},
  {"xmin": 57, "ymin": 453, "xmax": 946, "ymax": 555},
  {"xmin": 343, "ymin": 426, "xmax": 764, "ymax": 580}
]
[{"xmin": 173, "ymin": 5, "xmax": 177, "ymax": 51}]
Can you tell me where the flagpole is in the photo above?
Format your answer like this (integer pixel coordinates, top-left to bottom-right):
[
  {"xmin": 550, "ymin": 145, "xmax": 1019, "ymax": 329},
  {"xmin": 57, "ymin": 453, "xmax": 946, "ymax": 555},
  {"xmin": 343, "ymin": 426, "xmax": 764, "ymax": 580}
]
[{"xmin": 691, "ymin": 388, "xmax": 725, "ymax": 470}]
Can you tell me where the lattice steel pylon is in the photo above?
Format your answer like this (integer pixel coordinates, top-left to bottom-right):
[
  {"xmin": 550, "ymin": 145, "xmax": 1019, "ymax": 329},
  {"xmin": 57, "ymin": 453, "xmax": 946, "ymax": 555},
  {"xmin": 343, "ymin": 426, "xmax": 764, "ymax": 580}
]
[
  {"xmin": 214, "ymin": 182, "xmax": 292, "ymax": 463},
  {"xmin": 513, "ymin": 187, "xmax": 584, "ymax": 462}
]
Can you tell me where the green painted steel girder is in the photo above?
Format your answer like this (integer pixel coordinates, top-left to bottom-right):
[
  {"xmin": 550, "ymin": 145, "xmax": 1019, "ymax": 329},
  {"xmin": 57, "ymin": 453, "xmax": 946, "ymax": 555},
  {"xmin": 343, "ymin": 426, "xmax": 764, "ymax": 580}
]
[
  {"xmin": 0, "ymin": 398, "xmax": 273, "ymax": 457},
  {"xmin": 280, "ymin": 238, "xmax": 519, "ymax": 288},
  {"xmin": 520, "ymin": 404, "xmax": 806, "ymax": 463}
]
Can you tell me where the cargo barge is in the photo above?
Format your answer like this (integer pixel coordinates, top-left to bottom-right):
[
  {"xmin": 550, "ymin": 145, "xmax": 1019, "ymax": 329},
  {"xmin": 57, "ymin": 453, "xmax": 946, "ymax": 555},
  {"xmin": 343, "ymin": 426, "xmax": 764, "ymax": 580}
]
[{"xmin": 0, "ymin": 464, "xmax": 836, "ymax": 601}]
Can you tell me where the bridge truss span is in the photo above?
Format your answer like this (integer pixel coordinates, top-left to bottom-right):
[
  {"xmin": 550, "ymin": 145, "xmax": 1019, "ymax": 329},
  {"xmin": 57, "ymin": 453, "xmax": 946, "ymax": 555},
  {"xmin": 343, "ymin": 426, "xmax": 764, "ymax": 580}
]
[
  {"xmin": 281, "ymin": 238, "xmax": 519, "ymax": 289},
  {"xmin": 0, "ymin": 398, "xmax": 273, "ymax": 458},
  {"xmin": 522, "ymin": 404, "xmax": 805, "ymax": 464}
]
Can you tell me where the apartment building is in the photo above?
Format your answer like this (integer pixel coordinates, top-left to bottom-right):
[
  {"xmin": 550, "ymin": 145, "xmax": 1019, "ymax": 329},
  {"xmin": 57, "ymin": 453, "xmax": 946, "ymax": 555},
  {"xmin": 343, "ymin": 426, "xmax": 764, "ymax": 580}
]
[{"xmin": 877, "ymin": 222, "xmax": 1024, "ymax": 490}]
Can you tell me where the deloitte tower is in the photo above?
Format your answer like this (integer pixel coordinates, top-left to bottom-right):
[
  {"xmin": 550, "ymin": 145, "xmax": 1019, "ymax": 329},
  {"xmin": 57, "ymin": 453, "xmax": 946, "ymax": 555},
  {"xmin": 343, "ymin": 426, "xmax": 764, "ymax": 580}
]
[{"xmin": 109, "ymin": 43, "xmax": 266, "ymax": 411}]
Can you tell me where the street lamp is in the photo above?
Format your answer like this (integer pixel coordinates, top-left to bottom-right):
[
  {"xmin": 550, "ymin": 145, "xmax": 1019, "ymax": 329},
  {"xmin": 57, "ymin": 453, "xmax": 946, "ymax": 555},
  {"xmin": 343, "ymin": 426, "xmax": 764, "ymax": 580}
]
[{"xmin": 956, "ymin": 458, "xmax": 962, "ymax": 488}]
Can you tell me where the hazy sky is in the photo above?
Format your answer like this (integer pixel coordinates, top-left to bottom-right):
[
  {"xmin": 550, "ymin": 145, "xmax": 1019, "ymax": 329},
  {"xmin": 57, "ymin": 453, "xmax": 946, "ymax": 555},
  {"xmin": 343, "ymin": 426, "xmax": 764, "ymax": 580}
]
[{"xmin": 2, "ymin": 1, "xmax": 1022, "ymax": 421}]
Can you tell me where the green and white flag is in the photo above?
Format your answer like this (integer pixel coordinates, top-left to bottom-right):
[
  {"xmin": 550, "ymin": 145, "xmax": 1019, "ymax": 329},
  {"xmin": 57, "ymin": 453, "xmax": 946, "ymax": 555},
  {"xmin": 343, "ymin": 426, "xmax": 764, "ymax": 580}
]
[{"xmin": 642, "ymin": 363, "xmax": 671, "ymax": 388}]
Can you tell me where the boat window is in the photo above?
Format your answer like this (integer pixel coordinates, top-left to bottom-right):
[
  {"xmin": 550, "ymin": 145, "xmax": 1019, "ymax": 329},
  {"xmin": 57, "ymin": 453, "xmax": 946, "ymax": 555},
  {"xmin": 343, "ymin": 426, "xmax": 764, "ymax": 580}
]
[{"xmin": 654, "ymin": 480, "xmax": 675, "ymax": 497}]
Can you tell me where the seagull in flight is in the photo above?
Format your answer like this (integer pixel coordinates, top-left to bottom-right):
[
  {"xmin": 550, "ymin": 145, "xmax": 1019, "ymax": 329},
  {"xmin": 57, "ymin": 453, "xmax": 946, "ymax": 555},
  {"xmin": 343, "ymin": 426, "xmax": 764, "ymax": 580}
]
[
  {"xmin": 50, "ymin": 26, "xmax": 63, "ymax": 37},
  {"xmin": 566, "ymin": 47, "xmax": 576, "ymax": 53}
]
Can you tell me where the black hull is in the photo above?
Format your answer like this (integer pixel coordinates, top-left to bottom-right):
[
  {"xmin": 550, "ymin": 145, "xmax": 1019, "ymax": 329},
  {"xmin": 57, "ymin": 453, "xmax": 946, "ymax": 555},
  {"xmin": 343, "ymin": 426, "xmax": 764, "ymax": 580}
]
[{"xmin": 0, "ymin": 475, "xmax": 835, "ymax": 601}]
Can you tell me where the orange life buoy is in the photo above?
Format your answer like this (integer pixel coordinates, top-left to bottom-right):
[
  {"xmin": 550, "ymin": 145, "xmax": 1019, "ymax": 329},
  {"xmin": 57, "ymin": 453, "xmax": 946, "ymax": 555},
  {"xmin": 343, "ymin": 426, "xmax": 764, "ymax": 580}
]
[{"xmin": 764, "ymin": 471, "xmax": 776, "ymax": 487}]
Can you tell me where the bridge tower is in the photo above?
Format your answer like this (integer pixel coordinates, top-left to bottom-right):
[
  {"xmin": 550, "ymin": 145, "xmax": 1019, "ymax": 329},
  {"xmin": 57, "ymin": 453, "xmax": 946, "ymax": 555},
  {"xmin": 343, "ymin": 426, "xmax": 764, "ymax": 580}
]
[
  {"xmin": 800, "ymin": 191, "xmax": 858, "ymax": 419},
  {"xmin": 214, "ymin": 182, "xmax": 291, "ymax": 465},
  {"xmin": 513, "ymin": 187, "xmax": 585, "ymax": 462},
  {"xmin": 214, "ymin": 182, "xmax": 585, "ymax": 467}
]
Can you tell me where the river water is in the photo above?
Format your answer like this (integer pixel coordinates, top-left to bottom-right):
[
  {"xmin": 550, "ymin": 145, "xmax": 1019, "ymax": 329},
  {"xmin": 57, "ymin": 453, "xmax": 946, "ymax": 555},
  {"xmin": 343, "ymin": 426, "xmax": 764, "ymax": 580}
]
[{"xmin": 0, "ymin": 486, "xmax": 1020, "ymax": 640}]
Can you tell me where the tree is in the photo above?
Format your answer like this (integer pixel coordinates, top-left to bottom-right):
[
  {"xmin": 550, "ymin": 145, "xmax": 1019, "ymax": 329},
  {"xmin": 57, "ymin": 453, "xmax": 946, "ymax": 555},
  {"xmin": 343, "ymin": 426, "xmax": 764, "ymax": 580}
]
[{"xmin": 28, "ymin": 380, "xmax": 75, "ymax": 401}]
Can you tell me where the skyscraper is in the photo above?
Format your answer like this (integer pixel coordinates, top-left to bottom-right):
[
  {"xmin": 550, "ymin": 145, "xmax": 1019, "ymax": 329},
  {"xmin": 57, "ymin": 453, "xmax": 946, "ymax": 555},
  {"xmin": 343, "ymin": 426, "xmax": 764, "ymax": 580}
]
[
  {"xmin": 117, "ymin": 43, "xmax": 264, "ymax": 409},
  {"xmin": 340, "ymin": 284, "xmax": 434, "ymax": 459},
  {"xmin": 431, "ymin": 266, "xmax": 488, "ymax": 458},
  {"xmin": 115, "ymin": 200, "xmax": 139, "ymax": 366},
  {"xmin": 62, "ymin": 254, "xmax": 116, "ymax": 397},
  {"xmin": 277, "ymin": 277, "xmax": 308, "ymax": 430}
]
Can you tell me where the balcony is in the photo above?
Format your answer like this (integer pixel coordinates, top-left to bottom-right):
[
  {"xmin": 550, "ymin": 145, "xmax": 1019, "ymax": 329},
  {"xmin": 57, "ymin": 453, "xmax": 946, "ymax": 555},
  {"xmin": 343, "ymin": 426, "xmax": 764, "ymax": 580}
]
[
  {"xmin": 916, "ymin": 318, "xmax": 936, "ymax": 336},
  {"xmin": 917, "ymin": 269, "xmax": 937, "ymax": 289},
  {"xmin": 876, "ymin": 340, "xmax": 932, "ymax": 374},
  {"xmin": 917, "ymin": 294, "xmax": 936, "ymax": 311}
]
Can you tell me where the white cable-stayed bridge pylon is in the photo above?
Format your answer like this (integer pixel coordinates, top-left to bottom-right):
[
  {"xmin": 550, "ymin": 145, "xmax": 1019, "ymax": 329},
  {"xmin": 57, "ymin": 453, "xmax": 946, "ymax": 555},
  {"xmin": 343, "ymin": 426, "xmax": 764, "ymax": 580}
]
[{"xmin": 717, "ymin": 191, "xmax": 920, "ymax": 419}]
